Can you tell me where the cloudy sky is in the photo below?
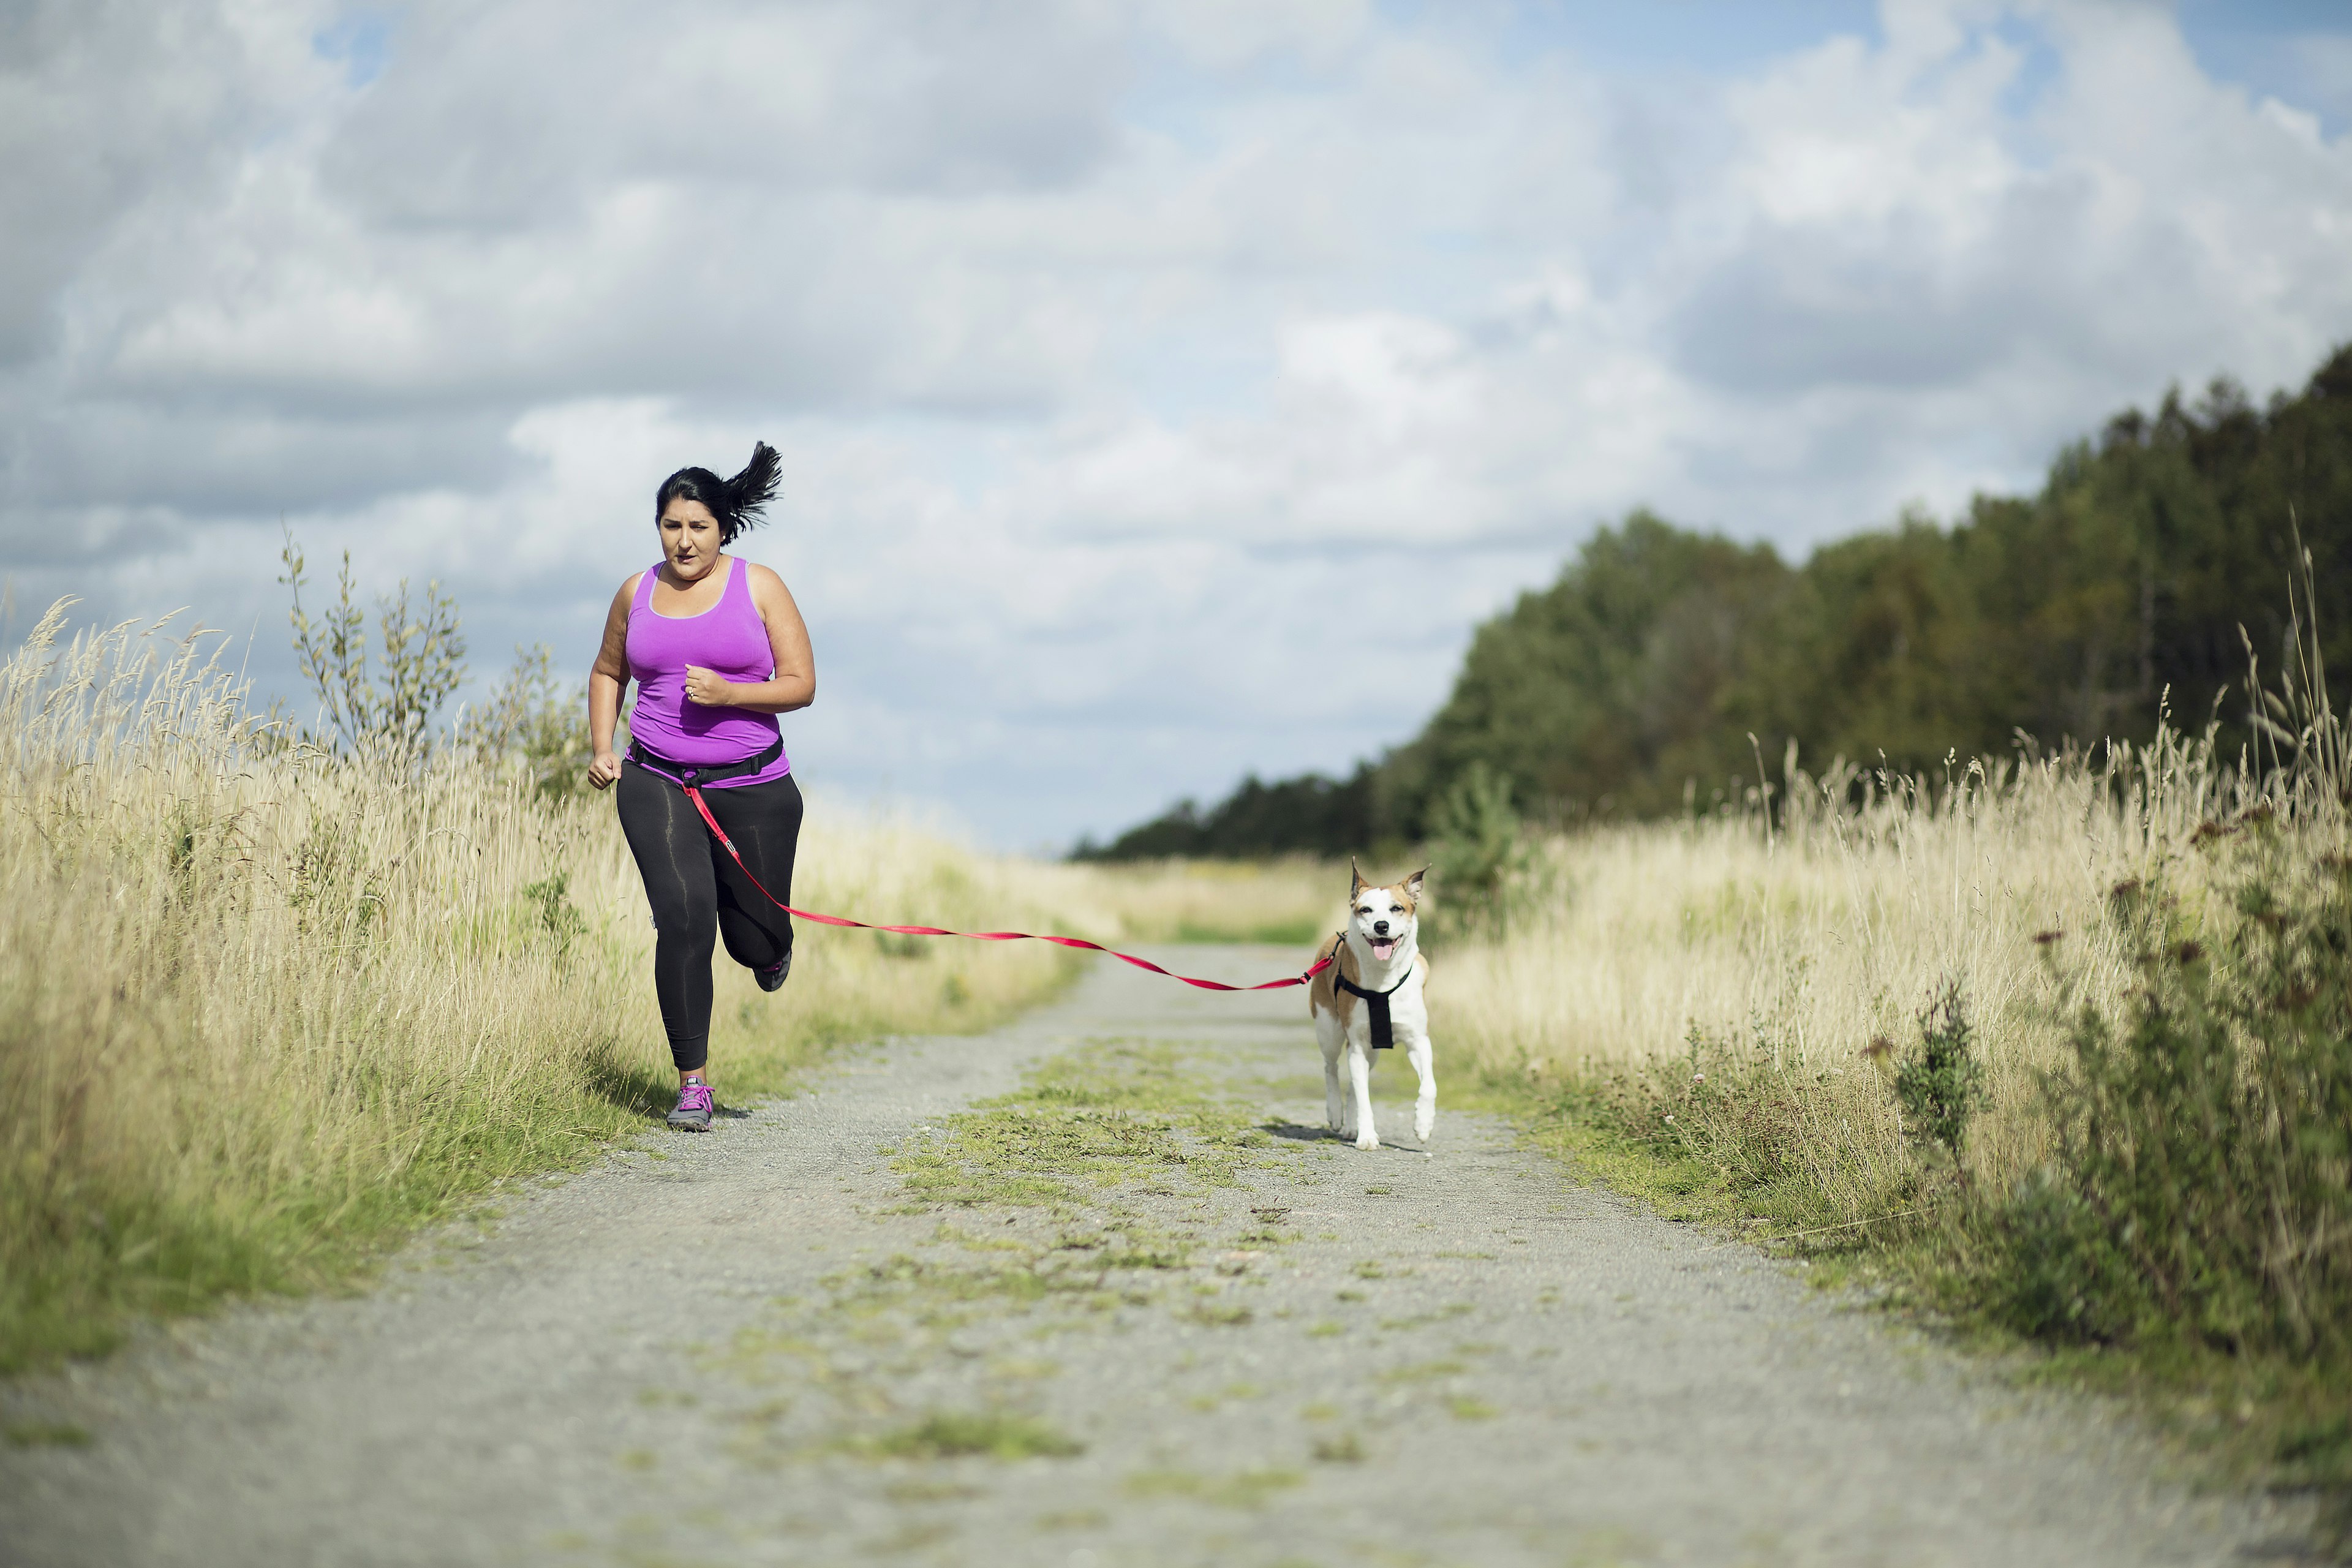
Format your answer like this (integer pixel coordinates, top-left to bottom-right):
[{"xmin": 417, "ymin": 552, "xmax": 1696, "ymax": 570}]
[{"xmin": 5, "ymin": 0, "xmax": 2350, "ymax": 849}]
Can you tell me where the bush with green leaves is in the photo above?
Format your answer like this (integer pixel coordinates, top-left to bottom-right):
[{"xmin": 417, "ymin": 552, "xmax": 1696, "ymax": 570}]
[
  {"xmin": 278, "ymin": 533, "xmax": 466, "ymax": 760},
  {"xmin": 1893, "ymin": 979, "xmax": 1985, "ymax": 1175},
  {"xmin": 1427, "ymin": 760, "xmax": 1534, "ymax": 937},
  {"xmin": 461, "ymin": 643, "xmax": 599, "ymax": 799},
  {"xmin": 1992, "ymin": 830, "xmax": 2352, "ymax": 1352},
  {"xmin": 520, "ymin": 868, "xmax": 588, "ymax": 960}
]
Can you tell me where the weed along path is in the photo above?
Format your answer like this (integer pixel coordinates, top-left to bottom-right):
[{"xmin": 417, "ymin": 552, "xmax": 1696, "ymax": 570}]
[{"xmin": 0, "ymin": 947, "xmax": 2301, "ymax": 1567}]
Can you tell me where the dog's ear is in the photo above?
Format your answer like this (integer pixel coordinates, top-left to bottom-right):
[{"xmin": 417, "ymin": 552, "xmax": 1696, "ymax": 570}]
[
  {"xmin": 1401, "ymin": 866, "xmax": 1428, "ymax": 904},
  {"xmin": 1349, "ymin": 856, "xmax": 1367, "ymax": 897}
]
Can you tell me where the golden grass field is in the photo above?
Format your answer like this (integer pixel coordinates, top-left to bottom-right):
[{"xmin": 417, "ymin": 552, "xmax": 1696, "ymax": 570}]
[
  {"xmin": 1429, "ymin": 746, "xmax": 2201, "ymax": 1226},
  {"xmin": 0, "ymin": 604, "xmax": 1340, "ymax": 1368},
  {"xmin": 1423, "ymin": 685, "xmax": 2350, "ymax": 1497}
]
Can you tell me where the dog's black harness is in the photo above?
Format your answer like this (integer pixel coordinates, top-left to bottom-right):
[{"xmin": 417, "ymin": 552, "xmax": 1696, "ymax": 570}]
[{"xmin": 1330, "ymin": 932, "xmax": 1411, "ymax": 1049}]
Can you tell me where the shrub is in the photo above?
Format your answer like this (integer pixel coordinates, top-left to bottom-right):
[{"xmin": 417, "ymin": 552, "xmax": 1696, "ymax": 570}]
[
  {"xmin": 1999, "ymin": 831, "xmax": 2352, "ymax": 1354},
  {"xmin": 1893, "ymin": 980, "xmax": 1985, "ymax": 1174},
  {"xmin": 461, "ymin": 643, "xmax": 600, "ymax": 799},
  {"xmin": 277, "ymin": 533, "xmax": 466, "ymax": 760},
  {"xmin": 1428, "ymin": 761, "xmax": 1534, "ymax": 938},
  {"xmin": 1981, "ymin": 1167, "xmax": 2135, "ymax": 1343}
]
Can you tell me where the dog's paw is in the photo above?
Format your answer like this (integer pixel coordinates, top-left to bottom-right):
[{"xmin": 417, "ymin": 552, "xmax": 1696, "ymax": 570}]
[
  {"xmin": 1414, "ymin": 1116, "xmax": 1434, "ymax": 1142},
  {"xmin": 1354, "ymin": 1131, "xmax": 1381, "ymax": 1152}
]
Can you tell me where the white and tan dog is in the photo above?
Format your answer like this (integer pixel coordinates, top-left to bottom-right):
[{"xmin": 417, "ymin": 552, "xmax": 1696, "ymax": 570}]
[{"xmin": 1308, "ymin": 861, "xmax": 1433, "ymax": 1151}]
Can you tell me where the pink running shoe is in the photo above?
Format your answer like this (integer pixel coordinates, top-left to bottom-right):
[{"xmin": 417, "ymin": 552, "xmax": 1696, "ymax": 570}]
[{"xmin": 666, "ymin": 1079, "xmax": 714, "ymax": 1132}]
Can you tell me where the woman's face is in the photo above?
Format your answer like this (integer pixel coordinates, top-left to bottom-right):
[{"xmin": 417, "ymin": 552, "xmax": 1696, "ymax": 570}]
[{"xmin": 658, "ymin": 497, "xmax": 724, "ymax": 580}]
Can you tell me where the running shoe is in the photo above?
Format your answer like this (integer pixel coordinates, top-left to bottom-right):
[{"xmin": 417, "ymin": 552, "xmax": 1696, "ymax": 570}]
[
  {"xmin": 756, "ymin": 948, "xmax": 793, "ymax": 993},
  {"xmin": 666, "ymin": 1079, "xmax": 714, "ymax": 1132}
]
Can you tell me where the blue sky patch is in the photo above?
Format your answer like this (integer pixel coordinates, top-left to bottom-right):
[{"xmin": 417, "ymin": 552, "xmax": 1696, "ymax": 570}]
[{"xmin": 312, "ymin": 12, "xmax": 393, "ymax": 89}]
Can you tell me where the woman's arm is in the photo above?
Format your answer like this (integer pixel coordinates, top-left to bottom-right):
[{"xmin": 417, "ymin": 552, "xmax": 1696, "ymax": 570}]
[
  {"xmin": 586, "ymin": 575, "xmax": 639, "ymax": 790},
  {"xmin": 682, "ymin": 564, "xmax": 815, "ymax": 716}
]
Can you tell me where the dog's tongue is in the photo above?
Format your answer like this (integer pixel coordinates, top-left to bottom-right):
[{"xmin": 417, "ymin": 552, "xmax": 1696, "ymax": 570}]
[{"xmin": 1371, "ymin": 940, "xmax": 1396, "ymax": 960}]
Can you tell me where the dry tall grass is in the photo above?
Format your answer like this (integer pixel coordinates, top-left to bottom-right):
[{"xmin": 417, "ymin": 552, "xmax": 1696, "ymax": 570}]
[
  {"xmin": 1435, "ymin": 748, "xmax": 2180, "ymax": 1216},
  {"xmin": 1031, "ymin": 854, "xmax": 1347, "ymax": 947},
  {"xmin": 1435, "ymin": 695, "xmax": 2346, "ymax": 1237},
  {"xmin": 0, "ymin": 605, "xmax": 1326, "ymax": 1368}
]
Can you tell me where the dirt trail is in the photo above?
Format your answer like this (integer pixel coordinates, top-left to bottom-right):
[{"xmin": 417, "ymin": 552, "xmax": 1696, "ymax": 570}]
[{"xmin": 0, "ymin": 946, "xmax": 2310, "ymax": 1567}]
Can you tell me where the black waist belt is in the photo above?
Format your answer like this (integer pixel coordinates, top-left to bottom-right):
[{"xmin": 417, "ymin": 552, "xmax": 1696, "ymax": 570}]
[
  {"xmin": 628, "ymin": 736, "xmax": 784, "ymax": 788},
  {"xmin": 1333, "ymin": 948, "xmax": 1410, "ymax": 1049}
]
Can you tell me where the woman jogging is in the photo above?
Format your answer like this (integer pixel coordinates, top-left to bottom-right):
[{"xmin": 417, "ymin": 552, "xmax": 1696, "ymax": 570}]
[{"xmin": 587, "ymin": 442, "xmax": 815, "ymax": 1131}]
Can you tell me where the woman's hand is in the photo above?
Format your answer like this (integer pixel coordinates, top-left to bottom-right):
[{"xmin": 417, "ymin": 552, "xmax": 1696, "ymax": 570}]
[
  {"xmin": 684, "ymin": 665, "xmax": 736, "ymax": 707},
  {"xmin": 588, "ymin": 750, "xmax": 624, "ymax": 790}
]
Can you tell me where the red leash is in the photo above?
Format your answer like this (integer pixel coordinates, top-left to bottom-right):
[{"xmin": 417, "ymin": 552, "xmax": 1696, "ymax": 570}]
[{"xmin": 683, "ymin": 785, "xmax": 1334, "ymax": 993}]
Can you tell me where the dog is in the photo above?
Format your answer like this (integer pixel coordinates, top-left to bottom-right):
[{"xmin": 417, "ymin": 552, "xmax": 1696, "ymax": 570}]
[{"xmin": 1308, "ymin": 861, "xmax": 1433, "ymax": 1151}]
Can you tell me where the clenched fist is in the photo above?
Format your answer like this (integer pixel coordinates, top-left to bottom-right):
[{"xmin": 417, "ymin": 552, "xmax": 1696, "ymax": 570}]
[{"xmin": 684, "ymin": 665, "xmax": 735, "ymax": 707}]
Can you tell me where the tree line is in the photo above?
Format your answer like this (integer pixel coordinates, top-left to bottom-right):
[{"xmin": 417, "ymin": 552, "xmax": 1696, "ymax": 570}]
[{"xmin": 1077, "ymin": 342, "xmax": 2352, "ymax": 861}]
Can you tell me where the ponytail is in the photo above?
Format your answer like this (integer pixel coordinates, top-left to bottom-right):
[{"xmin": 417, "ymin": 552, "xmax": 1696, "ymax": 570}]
[
  {"xmin": 721, "ymin": 442, "xmax": 780, "ymax": 536},
  {"xmin": 655, "ymin": 441, "xmax": 782, "ymax": 545}
]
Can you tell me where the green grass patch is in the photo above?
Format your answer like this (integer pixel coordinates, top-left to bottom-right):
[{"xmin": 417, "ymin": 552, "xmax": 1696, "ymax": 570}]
[
  {"xmin": 1186, "ymin": 1300, "xmax": 1253, "ymax": 1327},
  {"xmin": 1377, "ymin": 1303, "xmax": 1475, "ymax": 1330},
  {"xmin": 1035, "ymin": 1509, "xmax": 1107, "ymax": 1530},
  {"xmin": 4, "ymin": 1420, "xmax": 92, "ymax": 1448},
  {"xmin": 892, "ymin": 1036, "xmax": 1276, "ymax": 1213},
  {"xmin": 1, "ymin": 1052, "xmax": 663, "ymax": 1373},
  {"xmin": 1453, "ymin": 1056, "xmax": 1873, "ymax": 1243},
  {"xmin": 1125, "ymin": 1466, "xmax": 1305, "ymax": 1508},
  {"xmin": 729, "ymin": 1249, "xmax": 1119, "ymax": 1354},
  {"xmin": 856, "ymin": 1411, "xmax": 1082, "ymax": 1461}
]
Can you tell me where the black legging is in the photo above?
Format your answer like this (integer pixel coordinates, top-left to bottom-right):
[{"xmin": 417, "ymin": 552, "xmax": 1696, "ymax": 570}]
[{"xmin": 616, "ymin": 763, "xmax": 803, "ymax": 1072}]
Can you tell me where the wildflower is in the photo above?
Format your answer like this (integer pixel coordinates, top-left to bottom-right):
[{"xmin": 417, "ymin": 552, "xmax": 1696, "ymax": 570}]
[{"xmin": 1692, "ymin": 1072, "xmax": 1705, "ymax": 1084}]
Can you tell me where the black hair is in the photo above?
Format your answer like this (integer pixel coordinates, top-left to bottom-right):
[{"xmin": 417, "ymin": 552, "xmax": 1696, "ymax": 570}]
[{"xmin": 654, "ymin": 441, "xmax": 781, "ymax": 545}]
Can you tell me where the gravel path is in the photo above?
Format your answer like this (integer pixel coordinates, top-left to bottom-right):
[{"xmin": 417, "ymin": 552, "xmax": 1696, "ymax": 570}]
[{"xmin": 0, "ymin": 946, "xmax": 2311, "ymax": 1567}]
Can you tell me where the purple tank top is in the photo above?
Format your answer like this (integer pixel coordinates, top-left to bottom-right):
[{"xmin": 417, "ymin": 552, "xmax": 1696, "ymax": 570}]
[{"xmin": 625, "ymin": 557, "xmax": 793, "ymax": 788}]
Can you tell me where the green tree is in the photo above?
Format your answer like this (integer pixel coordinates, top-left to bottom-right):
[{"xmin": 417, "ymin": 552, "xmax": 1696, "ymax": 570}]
[
  {"xmin": 1382, "ymin": 511, "xmax": 1790, "ymax": 832},
  {"xmin": 1082, "ymin": 341, "xmax": 2352, "ymax": 854}
]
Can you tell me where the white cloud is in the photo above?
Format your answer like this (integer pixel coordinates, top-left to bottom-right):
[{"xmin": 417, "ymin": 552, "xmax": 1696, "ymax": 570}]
[{"xmin": 2, "ymin": 0, "xmax": 2349, "ymax": 846}]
